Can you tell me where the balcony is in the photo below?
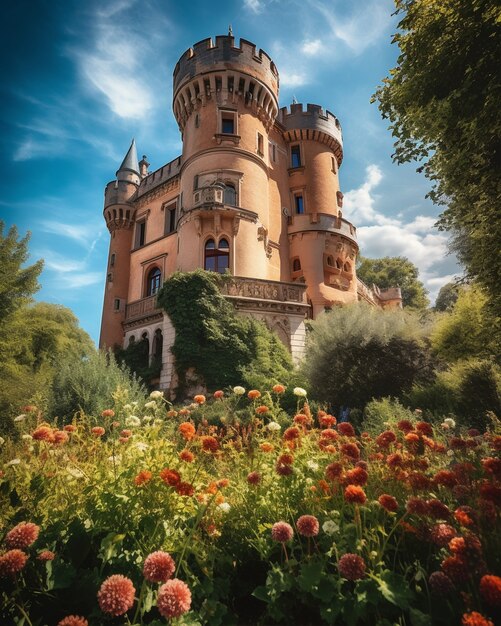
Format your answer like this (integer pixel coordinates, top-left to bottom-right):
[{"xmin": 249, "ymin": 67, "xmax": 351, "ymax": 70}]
[
  {"xmin": 125, "ymin": 294, "xmax": 162, "ymax": 323},
  {"xmin": 220, "ymin": 276, "xmax": 310, "ymax": 316},
  {"xmin": 288, "ymin": 213, "xmax": 357, "ymax": 245}
]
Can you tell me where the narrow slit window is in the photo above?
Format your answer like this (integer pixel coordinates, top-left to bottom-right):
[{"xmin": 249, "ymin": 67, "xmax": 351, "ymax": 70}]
[
  {"xmin": 291, "ymin": 145, "xmax": 301, "ymax": 168},
  {"xmin": 295, "ymin": 195, "xmax": 304, "ymax": 214}
]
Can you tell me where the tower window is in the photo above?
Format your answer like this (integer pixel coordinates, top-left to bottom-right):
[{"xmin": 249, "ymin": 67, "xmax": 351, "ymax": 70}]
[
  {"xmin": 195, "ymin": 114, "xmax": 199, "ymax": 128},
  {"xmin": 110, "ymin": 253, "xmax": 115, "ymax": 267},
  {"xmin": 165, "ymin": 204, "xmax": 177, "ymax": 234},
  {"xmin": 222, "ymin": 116, "xmax": 234, "ymax": 134},
  {"xmin": 113, "ymin": 298, "xmax": 121, "ymax": 311},
  {"xmin": 257, "ymin": 132, "xmax": 264, "ymax": 156},
  {"xmin": 224, "ymin": 184, "xmax": 237, "ymax": 206},
  {"xmin": 327, "ymin": 255, "xmax": 334, "ymax": 266},
  {"xmin": 292, "ymin": 258, "xmax": 301, "ymax": 272},
  {"xmin": 146, "ymin": 267, "xmax": 161, "ymax": 296},
  {"xmin": 107, "ymin": 273, "xmax": 113, "ymax": 283},
  {"xmin": 295, "ymin": 194, "xmax": 304, "ymax": 215},
  {"xmin": 205, "ymin": 238, "xmax": 230, "ymax": 273},
  {"xmin": 291, "ymin": 145, "xmax": 301, "ymax": 168},
  {"xmin": 135, "ymin": 220, "xmax": 146, "ymax": 247}
]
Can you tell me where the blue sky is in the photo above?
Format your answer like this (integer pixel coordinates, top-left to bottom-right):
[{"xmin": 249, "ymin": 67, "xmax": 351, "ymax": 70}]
[{"xmin": 1, "ymin": 0, "xmax": 461, "ymax": 345}]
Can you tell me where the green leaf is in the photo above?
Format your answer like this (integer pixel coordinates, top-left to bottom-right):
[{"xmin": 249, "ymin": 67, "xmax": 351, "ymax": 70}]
[
  {"xmin": 46, "ymin": 560, "xmax": 77, "ymax": 590},
  {"xmin": 376, "ymin": 571, "xmax": 415, "ymax": 609},
  {"xmin": 298, "ymin": 559, "xmax": 324, "ymax": 593},
  {"xmin": 99, "ymin": 532, "xmax": 125, "ymax": 561},
  {"xmin": 252, "ymin": 586, "xmax": 270, "ymax": 603},
  {"xmin": 410, "ymin": 608, "xmax": 431, "ymax": 626}
]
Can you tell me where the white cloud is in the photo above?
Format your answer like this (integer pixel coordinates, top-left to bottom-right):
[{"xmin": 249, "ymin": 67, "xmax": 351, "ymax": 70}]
[
  {"xmin": 39, "ymin": 221, "xmax": 104, "ymax": 253},
  {"xmin": 301, "ymin": 39, "xmax": 323, "ymax": 55},
  {"xmin": 244, "ymin": 0, "xmax": 263, "ymax": 13},
  {"xmin": 343, "ymin": 165, "xmax": 399, "ymax": 226},
  {"xmin": 280, "ymin": 71, "xmax": 308, "ymax": 88}
]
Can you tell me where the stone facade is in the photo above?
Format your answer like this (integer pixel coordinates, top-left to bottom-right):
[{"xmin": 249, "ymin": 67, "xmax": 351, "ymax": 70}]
[{"xmin": 99, "ymin": 34, "xmax": 402, "ymax": 391}]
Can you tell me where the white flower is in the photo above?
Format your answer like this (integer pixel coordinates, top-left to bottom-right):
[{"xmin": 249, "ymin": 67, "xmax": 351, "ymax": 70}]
[
  {"xmin": 293, "ymin": 387, "xmax": 307, "ymax": 397},
  {"xmin": 444, "ymin": 418, "xmax": 456, "ymax": 428},
  {"xmin": 233, "ymin": 386, "xmax": 245, "ymax": 395},
  {"xmin": 307, "ymin": 461, "xmax": 319, "ymax": 472},
  {"xmin": 0, "ymin": 436, "xmax": 5, "ymax": 446},
  {"xmin": 135, "ymin": 442, "xmax": 149, "ymax": 452},
  {"xmin": 144, "ymin": 401, "xmax": 157, "ymax": 410},
  {"xmin": 108, "ymin": 454, "xmax": 122, "ymax": 463},
  {"xmin": 322, "ymin": 520, "xmax": 339, "ymax": 536},
  {"xmin": 22, "ymin": 434, "xmax": 33, "ymax": 441},
  {"xmin": 447, "ymin": 449, "xmax": 455, "ymax": 457},
  {"xmin": 6, "ymin": 458, "xmax": 21, "ymax": 466},
  {"xmin": 153, "ymin": 418, "xmax": 163, "ymax": 427},
  {"xmin": 189, "ymin": 403, "xmax": 199, "ymax": 410},
  {"xmin": 329, "ymin": 509, "xmax": 340, "ymax": 519},
  {"xmin": 267, "ymin": 421, "xmax": 281, "ymax": 432},
  {"xmin": 67, "ymin": 467, "xmax": 84, "ymax": 479},
  {"xmin": 149, "ymin": 390, "xmax": 163, "ymax": 399},
  {"xmin": 441, "ymin": 422, "xmax": 450, "ymax": 430},
  {"xmin": 125, "ymin": 416, "xmax": 141, "ymax": 427},
  {"xmin": 142, "ymin": 415, "xmax": 153, "ymax": 423},
  {"xmin": 14, "ymin": 414, "xmax": 26, "ymax": 422},
  {"xmin": 218, "ymin": 502, "xmax": 231, "ymax": 513}
]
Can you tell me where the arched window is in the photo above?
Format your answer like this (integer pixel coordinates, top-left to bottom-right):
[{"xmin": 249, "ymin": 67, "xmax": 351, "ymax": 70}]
[
  {"xmin": 326, "ymin": 255, "xmax": 334, "ymax": 266},
  {"xmin": 128, "ymin": 335, "xmax": 135, "ymax": 347},
  {"xmin": 224, "ymin": 184, "xmax": 236, "ymax": 206},
  {"xmin": 204, "ymin": 238, "xmax": 230, "ymax": 273},
  {"xmin": 293, "ymin": 258, "xmax": 301, "ymax": 272},
  {"xmin": 146, "ymin": 267, "xmax": 161, "ymax": 296},
  {"xmin": 336, "ymin": 258, "xmax": 343, "ymax": 269},
  {"xmin": 153, "ymin": 328, "xmax": 163, "ymax": 361}
]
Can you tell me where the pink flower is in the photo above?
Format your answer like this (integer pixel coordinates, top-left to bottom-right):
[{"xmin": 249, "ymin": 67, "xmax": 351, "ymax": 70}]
[
  {"xmin": 91, "ymin": 426, "xmax": 105, "ymax": 437},
  {"xmin": 338, "ymin": 553, "xmax": 366, "ymax": 580},
  {"xmin": 97, "ymin": 574, "xmax": 135, "ymax": 616},
  {"xmin": 143, "ymin": 551, "xmax": 176, "ymax": 583},
  {"xmin": 5, "ymin": 522, "xmax": 40, "ymax": 549},
  {"xmin": 428, "ymin": 571, "xmax": 455, "ymax": 595},
  {"xmin": 0, "ymin": 549, "xmax": 28, "ymax": 576},
  {"xmin": 271, "ymin": 521, "xmax": 294, "ymax": 543},
  {"xmin": 37, "ymin": 550, "xmax": 55, "ymax": 561},
  {"xmin": 58, "ymin": 617, "xmax": 89, "ymax": 626},
  {"xmin": 157, "ymin": 578, "xmax": 192, "ymax": 619},
  {"xmin": 296, "ymin": 515, "xmax": 319, "ymax": 537}
]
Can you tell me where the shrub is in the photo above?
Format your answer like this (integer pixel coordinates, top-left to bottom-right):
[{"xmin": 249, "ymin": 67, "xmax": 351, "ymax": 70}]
[{"xmin": 362, "ymin": 398, "xmax": 417, "ymax": 435}]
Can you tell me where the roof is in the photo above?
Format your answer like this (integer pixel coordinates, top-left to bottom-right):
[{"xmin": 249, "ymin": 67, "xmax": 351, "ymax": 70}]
[{"xmin": 117, "ymin": 139, "xmax": 140, "ymax": 176}]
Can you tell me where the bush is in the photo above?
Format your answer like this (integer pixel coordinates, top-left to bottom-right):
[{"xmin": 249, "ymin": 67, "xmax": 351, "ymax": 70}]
[
  {"xmin": 362, "ymin": 397, "xmax": 417, "ymax": 435},
  {"xmin": 50, "ymin": 351, "xmax": 147, "ymax": 421},
  {"xmin": 301, "ymin": 305, "xmax": 435, "ymax": 410}
]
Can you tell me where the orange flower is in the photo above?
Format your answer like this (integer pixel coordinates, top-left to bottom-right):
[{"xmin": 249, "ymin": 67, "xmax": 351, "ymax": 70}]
[
  {"xmin": 479, "ymin": 574, "xmax": 501, "ymax": 606},
  {"xmin": 247, "ymin": 390, "xmax": 261, "ymax": 400},
  {"xmin": 344, "ymin": 467, "xmax": 368, "ymax": 486},
  {"xmin": 344, "ymin": 485, "xmax": 366, "ymax": 504},
  {"xmin": 318, "ymin": 413, "xmax": 336, "ymax": 428},
  {"xmin": 340, "ymin": 442, "xmax": 360, "ymax": 461},
  {"xmin": 101, "ymin": 409, "xmax": 115, "ymax": 418},
  {"xmin": 53, "ymin": 430, "xmax": 69, "ymax": 445},
  {"xmin": 325, "ymin": 462, "xmax": 343, "ymax": 481},
  {"xmin": 64, "ymin": 424, "xmax": 77, "ymax": 432},
  {"xmin": 134, "ymin": 470, "xmax": 152, "ymax": 486},
  {"xmin": 178, "ymin": 408, "xmax": 190, "ymax": 417},
  {"xmin": 120, "ymin": 429, "xmax": 132, "ymax": 438},
  {"xmin": 201, "ymin": 436, "xmax": 219, "ymax": 453},
  {"xmin": 216, "ymin": 478, "xmax": 230, "ymax": 488},
  {"xmin": 277, "ymin": 453, "xmax": 294, "ymax": 465},
  {"xmin": 160, "ymin": 468, "xmax": 181, "ymax": 486},
  {"xmin": 256, "ymin": 405, "xmax": 269, "ymax": 414},
  {"xmin": 176, "ymin": 482, "xmax": 194, "ymax": 497},
  {"xmin": 32, "ymin": 426, "xmax": 54, "ymax": 442},
  {"xmin": 272, "ymin": 384, "xmax": 285, "ymax": 394},
  {"xmin": 461, "ymin": 612, "xmax": 494, "ymax": 626},
  {"xmin": 179, "ymin": 422, "xmax": 196, "ymax": 441},
  {"xmin": 338, "ymin": 423, "xmax": 355, "ymax": 437},
  {"xmin": 179, "ymin": 449, "xmax": 195, "ymax": 463},
  {"xmin": 378, "ymin": 494, "xmax": 398, "ymax": 512},
  {"xmin": 91, "ymin": 426, "xmax": 105, "ymax": 437},
  {"xmin": 283, "ymin": 426, "xmax": 300, "ymax": 441},
  {"xmin": 193, "ymin": 395, "xmax": 206, "ymax": 405},
  {"xmin": 260, "ymin": 442, "xmax": 274, "ymax": 453}
]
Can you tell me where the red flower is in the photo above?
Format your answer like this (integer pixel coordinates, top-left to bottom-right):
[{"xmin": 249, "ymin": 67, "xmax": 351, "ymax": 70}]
[
  {"xmin": 397, "ymin": 419, "xmax": 414, "ymax": 433},
  {"xmin": 296, "ymin": 515, "xmax": 319, "ymax": 537},
  {"xmin": 58, "ymin": 617, "xmax": 89, "ymax": 626},
  {"xmin": 37, "ymin": 550, "xmax": 55, "ymax": 561},
  {"xmin": 175, "ymin": 482, "xmax": 194, "ymax": 497},
  {"xmin": 378, "ymin": 494, "xmax": 398, "ymax": 512},
  {"xmin": 247, "ymin": 471, "xmax": 261, "ymax": 485},
  {"xmin": 276, "ymin": 462, "xmax": 293, "ymax": 476},
  {"xmin": 408, "ymin": 473, "xmax": 431, "ymax": 490},
  {"xmin": 32, "ymin": 426, "xmax": 54, "ymax": 442},
  {"xmin": 430, "ymin": 523, "xmax": 457, "ymax": 547},
  {"xmin": 480, "ymin": 574, "xmax": 501, "ymax": 606},
  {"xmin": 271, "ymin": 521, "xmax": 293, "ymax": 543},
  {"xmin": 375, "ymin": 430, "xmax": 397, "ymax": 448},
  {"xmin": 293, "ymin": 413, "xmax": 308, "ymax": 425},
  {"xmin": 449, "ymin": 534, "xmax": 482, "ymax": 562},
  {"xmin": 248, "ymin": 389, "xmax": 261, "ymax": 400},
  {"xmin": 53, "ymin": 430, "xmax": 69, "ymax": 444},
  {"xmin": 143, "ymin": 551, "xmax": 176, "ymax": 583},
  {"xmin": 277, "ymin": 453, "xmax": 294, "ymax": 465},
  {"xmin": 325, "ymin": 462, "xmax": 343, "ymax": 481},
  {"xmin": 63, "ymin": 424, "xmax": 77, "ymax": 432},
  {"xmin": 201, "ymin": 436, "xmax": 219, "ymax": 453},
  {"xmin": 213, "ymin": 390, "xmax": 224, "ymax": 399},
  {"xmin": 406, "ymin": 497, "xmax": 429, "ymax": 516},
  {"xmin": 6, "ymin": 522, "xmax": 40, "ymax": 549},
  {"xmin": 120, "ymin": 429, "xmax": 132, "ymax": 438},
  {"xmin": 479, "ymin": 482, "xmax": 501, "ymax": 505},
  {"xmin": 340, "ymin": 442, "xmax": 360, "ymax": 461},
  {"xmin": 454, "ymin": 506, "xmax": 475, "ymax": 528},
  {"xmin": 344, "ymin": 467, "xmax": 368, "ymax": 486},
  {"xmin": 160, "ymin": 468, "xmax": 181, "ymax": 486},
  {"xmin": 91, "ymin": 426, "xmax": 105, "ymax": 437},
  {"xmin": 179, "ymin": 422, "xmax": 196, "ymax": 441},
  {"xmin": 97, "ymin": 575, "xmax": 135, "ymax": 616},
  {"xmin": 344, "ymin": 485, "xmax": 366, "ymax": 505},
  {"xmin": 283, "ymin": 426, "xmax": 300, "ymax": 441},
  {"xmin": 441, "ymin": 556, "xmax": 469, "ymax": 584},
  {"xmin": 320, "ymin": 428, "xmax": 338, "ymax": 440},
  {"xmin": 101, "ymin": 409, "xmax": 115, "ymax": 418},
  {"xmin": 338, "ymin": 554, "xmax": 366, "ymax": 580},
  {"xmin": 0, "ymin": 549, "xmax": 28, "ymax": 576},
  {"xmin": 318, "ymin": 413, "xmax": 336, "ymax": 428},
  {"xmin": 427, "ymin": 499, "xmax": 450, "ymax": 519},
  {"xmin": 134, "ymin": 470, "xmax": 152, "ymax": 486},
  {"xmin": 338, "ymin": 423, "xmax": 355, "ymax": 437},
  {"xmin": 482, "ymin": 457, "xmax": 501, "ymax": 477},
  {"xmin": 428, "ymin": 571, "xmax": 454, "ymax": 595},
  {"xmin": 386, "ymin": 452, "xmax": 404, "ymax": 468},
  {"xmin": 461, "ymin": 612, "xmax": 494, "ymax": 626},
  {"xmin": 434, "ymin": 470, "xmax": 458, "ymax": 488},
  {"xmin": 179, "ymin": 449, "xmax": 195, "ymax": 463},
  {"xmin": 157, "ymin": 579, "xmax": 192, "ymax": 619},
  {"xmin": 416, "ymin": 421, "xmax": 433, "ymax": 436}
]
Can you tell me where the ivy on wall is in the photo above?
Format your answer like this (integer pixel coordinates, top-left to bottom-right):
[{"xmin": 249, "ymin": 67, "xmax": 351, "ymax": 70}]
[
  {"xmin": 115, "ymin": 339, "xmax": 161, "ymax": 390},
  {"xmin": 156, "ymin": 269, "xmax": 293, "ymax": 394}
]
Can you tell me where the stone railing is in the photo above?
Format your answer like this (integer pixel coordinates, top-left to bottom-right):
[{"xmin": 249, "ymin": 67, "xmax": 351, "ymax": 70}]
[
  {"xmin": 288, "ymin": 213, "xmax": 357, "ymax": 245},
  {"xmin": 356, "ymin": 279, "xmax": 378, "ymax": 306},
  {"xmin": 125, "ymin": 294, "xmax": 161, "ymax": 322},
  {"xmin": 220, "ymin": 276, "xmax": 308, "ymax": 306}
]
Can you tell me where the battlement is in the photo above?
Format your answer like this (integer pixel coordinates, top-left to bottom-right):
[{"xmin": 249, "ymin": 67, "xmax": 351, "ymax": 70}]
[
  {"xmin": 278, "ymin": 102, "xmax": 343, "ymax": 150},
  {"xmin": 173, "ymin": 35, "xmax": 279, "ymax": 99}
]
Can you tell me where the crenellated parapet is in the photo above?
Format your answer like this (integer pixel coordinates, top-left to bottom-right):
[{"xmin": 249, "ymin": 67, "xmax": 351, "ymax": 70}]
[
  {"xmin": 278, "ymin": 103, "xmax": 343, "ymax": 164},
  {"xmin": 173, "ymin": 36, "xmax": 279, "ymax": 131}
]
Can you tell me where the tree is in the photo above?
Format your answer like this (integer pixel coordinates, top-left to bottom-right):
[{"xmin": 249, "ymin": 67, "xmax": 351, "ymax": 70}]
[
  {"xmin": 301, "ymin": 305, "xmax": 435, "ymax": 410},
  {"xmin": 373, "ymin": 0, "xmax": 501, "ymax": 315},
  {"xmin": 356, "ymin": 256, "xmax": 429, "ymax": 308},
  {"xmin": 431, "ymin": 284, "xmax": 498, "ymax": 362},
  {"xmin": 434, "ymin": 282, "xmax": 461, "ymax": 312}
]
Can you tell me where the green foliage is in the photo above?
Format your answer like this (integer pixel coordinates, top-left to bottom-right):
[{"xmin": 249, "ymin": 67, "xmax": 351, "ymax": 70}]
[
  {"xmin": 50, "ymin": 350, "xmax": 146, "ymax": 420},
  {"xmin": 157, "ymin": 270, "xmax": 293, "ymax": 395},
  {"xmin": 301, "ymin": 305, "xmax": 435, "ymax": 410},
  {"xmin": 431, "ymin": 285, "xmax": 499, "ymax": 362},
  {"xmin": 408, "ymin": 359, "xmax": 501, "ymax": 430},
  {"xmin": 356, "ymin": 256, "xmax": 428, "ymax": 309},
  {"xmin": 362, "ymin": 397, "xmax": 417, "ymax": 435},
  {"xmin": 373, "ymin": 0, "xmax": 501, "ymax": 315},
  {"xmin": 434, "ymin": 281, "xmax": 461, "ymax": 312},
  {"xmin": 115, "ymin": 338, "xmax": 162, "ymax": 390}
]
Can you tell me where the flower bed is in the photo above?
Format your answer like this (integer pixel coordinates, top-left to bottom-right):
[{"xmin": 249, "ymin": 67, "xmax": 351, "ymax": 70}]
[{"xmin": 0, "ymin": 390, "xmax": 500, "ymax": 625}]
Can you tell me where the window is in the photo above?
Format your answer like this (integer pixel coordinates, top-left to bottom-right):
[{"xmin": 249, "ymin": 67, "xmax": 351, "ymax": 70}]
[
  {"xmin": 257, "ymin": 132, "xmax": 264, "ymax": 155},
  {"xmin": 153, "ymin": 328, "xmax": 163, "ymax": 361},
  {"xmin": 165, "ymin": 204, "xmax": 176, "ymax": 234},
  {"xmin": 107, "ymin": 273, "xmax": 113, "ymax": 283},
  {"xmin": 135, "ymin": 220, "xmax": 146, "ymax": 247},
  {"xmin": 146, "ymin": 267, "xmax": 161, "ymax": 296},
  {"xmin": 195, "ymin": 114, "xmax": 199, "ymax": 128},
  {"xmin": 326, "ymin": 255, "xmax": 334, "ymax": 266},
  {"xmin": 224, "ymin": 184, "xmax": 236, "ymax": 206},
  {"xmin": 344, "ymin": 262, "xmax": 351, "ymax": 273},
  {"xmin": 336, "ymin": 258, "xmax": 343, "ymax": 269},
  {"xmin": 295, "ymin": 194, "xmax": 304, "ymax": 214},
  {"xmin": 110, "ymin": 253, "xmax": 115, "ymax": 267},
  {"xmin": 128, "ymin": 335, "xmax": 135, "ymax": 346},
  {"xmin": 113, "ymin": 298, "xmax": 121, "ymax": 311},
  {"xmin": 292, "ymin": 258, "xmax": 301, "ymax": 272},
  {"xmin": 204, "ymin": 238, "xmax": 230, "ymax": 273},
  {"xmin": 291, "ymin": 145, "xmax": 301, "ymax": 168},
  {"xmin": 222, "ymin": 116, "xmax": 234, "ymax": 134},
  {"xmin": 272, "ymin": 144, "xmax": 276, "ymax": 162}
]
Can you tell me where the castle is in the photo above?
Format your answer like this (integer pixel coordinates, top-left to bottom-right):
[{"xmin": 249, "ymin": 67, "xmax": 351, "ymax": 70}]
[{"xmin": 99, "ymin": 34, "xmax": 402, "ymax": 391}]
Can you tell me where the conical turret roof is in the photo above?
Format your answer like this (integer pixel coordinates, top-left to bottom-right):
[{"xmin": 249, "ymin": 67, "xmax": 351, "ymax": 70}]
[{"xmin": 116, "ymin": 139, "xmax": 140, "ymax": 176}]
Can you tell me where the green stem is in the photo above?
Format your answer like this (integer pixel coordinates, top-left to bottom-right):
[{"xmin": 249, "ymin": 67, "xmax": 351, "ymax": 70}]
[
  {"xmin": 132, "ymin": 578, "xmax": 147, "ymax": 625},
  {"xmin": 15, "ymin": 603, "xmax": 33, "ymax": 626}
]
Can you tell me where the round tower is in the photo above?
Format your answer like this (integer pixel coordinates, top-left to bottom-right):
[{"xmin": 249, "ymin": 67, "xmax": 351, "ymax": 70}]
[
  {"xmin": 172, "ymin": 35, "xmax": 281, "ymax": 280},
  {"xmin": 279, "ymin": 103, "xmax": 359, "ymax": 315},
  {"xmin": 99, "ymin": 140, "xmax": 140, "ymax": 349}
]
